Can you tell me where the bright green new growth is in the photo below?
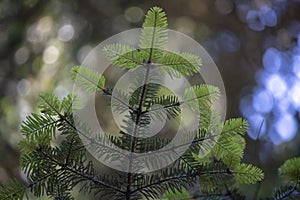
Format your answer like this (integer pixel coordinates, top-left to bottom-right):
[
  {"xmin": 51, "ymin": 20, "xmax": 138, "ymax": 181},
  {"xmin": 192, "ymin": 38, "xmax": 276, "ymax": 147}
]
[
  {"xmin": 0, "ymin": 6, "xmax": 266, "ymax": 200},
  {"xmin": 278, "ymin": 157, "xmax": 300, "ymax": 182},
  {"xmin": 270, "ymin": 157, "xmax": 300, "ymax": 200}
]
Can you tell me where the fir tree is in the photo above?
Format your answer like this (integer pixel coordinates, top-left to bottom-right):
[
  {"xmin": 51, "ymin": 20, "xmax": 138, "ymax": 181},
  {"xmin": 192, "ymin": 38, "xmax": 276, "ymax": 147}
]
[{"xmin": 0, "ymin": 7, "xmax": 265, "ymax": 200}]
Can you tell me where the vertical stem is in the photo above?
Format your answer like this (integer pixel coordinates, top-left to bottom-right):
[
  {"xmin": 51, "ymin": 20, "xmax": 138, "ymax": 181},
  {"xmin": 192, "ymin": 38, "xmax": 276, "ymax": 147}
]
[
  {"xmin": 125, "ymin": 63, "xmax": 151, "ymax": 200},
  {"xmin": 125, "ymin": 11, "xmax": 157, "ymax": 198}
]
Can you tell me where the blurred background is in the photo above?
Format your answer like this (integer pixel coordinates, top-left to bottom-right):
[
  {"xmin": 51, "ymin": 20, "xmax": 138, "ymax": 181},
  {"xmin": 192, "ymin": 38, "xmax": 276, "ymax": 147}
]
[{"xmin": 0, "ymin": 0, "xmax": 299, "ymax": 198}]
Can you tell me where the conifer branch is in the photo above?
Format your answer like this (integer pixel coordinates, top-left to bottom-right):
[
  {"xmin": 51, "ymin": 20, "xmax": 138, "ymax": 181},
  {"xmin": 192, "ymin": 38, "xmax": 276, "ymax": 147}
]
[
  {"xmin": 39, "ymin": 94, "xmax": 127, "ymax": 156},
  {"xmin": 148, "ymin": 13, "xmax": 157, "ymax": 63},
  {"xmin": 38, "ymin": 147, "xmax": 126, "ymax": 194},
  {"xmin": 60, "ymin": 114, "xmax": 127, "ymax": 157},
  {"xmin": 104, "ymin": 44, "xmax": 144, "ymax": 69},
  {"xmin": 71, "ymin": 66, "xmax": 134, "ymax": 111},
  {"xmin": 141, "ymin": 91, "xmax": 219, "ymax": 115},
  {"xmin": 130, "ymin": 168, "xmax": 239, "ymax": 195},
  {"xmin": 134, "ymin": 133, "xmax": 218, "ymax": 158},
  {"xmin": 131, "ymin": 174, "xmax": 189, "ymax": 194}
]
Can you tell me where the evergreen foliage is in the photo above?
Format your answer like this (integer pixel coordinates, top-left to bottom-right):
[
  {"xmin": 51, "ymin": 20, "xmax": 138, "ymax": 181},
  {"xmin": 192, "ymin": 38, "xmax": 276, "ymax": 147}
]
[
  {"xmin": 0, "ymin": 6, "xmax": 267, "ymax": 200},
  {"xmin": 269, "ymin": 157, "xmax": 300, "ymax": 200}
]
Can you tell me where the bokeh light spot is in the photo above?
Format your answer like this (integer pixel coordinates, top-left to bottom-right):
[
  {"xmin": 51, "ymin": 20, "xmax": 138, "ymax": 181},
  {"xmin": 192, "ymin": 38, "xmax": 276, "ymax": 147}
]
[
  {"xmin": 125, "ymin": 7, "xmax": 144, "ymax": 23},
  {"xmin": 217, "ymin": 30, "xmax": 240, "ymax": 52},
  {"xmin": 240, "ymin": 95, "xmax": 254, "ymax": 117},
  {"xmin": 252, "ymin": 89, "xmax": 273, "ymax": 113},
  {"xmin": 14, "ymin": 47, "xmax": 29, "ymax": 65},
  {"xmin": 27, "ymin": 16, "xmax": 53, "ymax": 43},
  {"xmin": 247, "ymin": 114, "xmax": 266, "ymax": 139},
  {"xmin": 175, "ymin": 17, "xmax": 196, "ymax": 36},
  {"xmin": 17, "ymin": 79, "xmax": 31, "ymax": 96},
  {"xmin": 58, "ymin": 24, "xmax": 75, "ymax": 42},
  {"xmin": 265, "ymin": 74, "xmax": 287, "ymax": 99},
  {"xmin": 289, "ymin": 81, "xmax": 300, "ymax": 109},
  {"xmin": 276, "ymin": 98, "xmax": 293, "ymax": 114},
  {"xmin": 292, "ymin": 55, "xmax": 300, "ymax": 78},
  {"xmin": 215, "ymin": 0, "xmax": 234, "ymax": 15},
  {"xmin": 259, "ymin": 7, "xmax": 277, "ymax": 27},
  {"xmin": 263, "ymin": 48, "xmax": 282, "ymax": 72},
  {"xmin": 43, "ymin": 46, "xmax": 59, "ymax": 64},
  {"xmin": 275, "ymin": 114, "xmax": 297, "ymax": 142},
  {"xmin": 246, "ymin": 10, "xmax": 265, "ymax": 31}
]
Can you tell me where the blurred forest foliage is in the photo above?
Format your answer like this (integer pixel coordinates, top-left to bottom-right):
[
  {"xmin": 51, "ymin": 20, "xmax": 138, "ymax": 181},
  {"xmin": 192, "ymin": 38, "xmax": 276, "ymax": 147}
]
[{"xmin": 0, "ymin": 0, "xmax": 299, "ymax": 198}]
